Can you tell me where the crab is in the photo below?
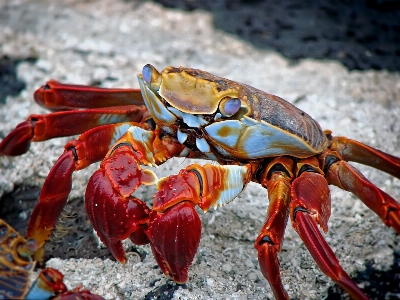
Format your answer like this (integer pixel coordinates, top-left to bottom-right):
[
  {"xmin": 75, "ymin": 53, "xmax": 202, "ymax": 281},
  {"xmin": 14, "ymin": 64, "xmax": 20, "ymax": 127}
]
[
  {"xmin": 0, "ymin": 218, "xmax": 104, "ymax": 300},
  {"xmin": 0, "ymin": 64, "xmax": 399, "ymax": 300}
]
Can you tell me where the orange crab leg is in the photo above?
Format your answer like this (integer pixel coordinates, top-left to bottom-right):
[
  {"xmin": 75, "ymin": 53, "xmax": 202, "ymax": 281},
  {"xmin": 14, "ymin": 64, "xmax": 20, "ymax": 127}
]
[
  {"xmin": 0, "ymin": 106, "xmax": 147, "ymax": 156},
  {"xmin": 27, "ymin": 122, "xmax": 140, "ymax": 258},
  {"xmin": 34, "ymin": 80, "xmax": 144, "ymax": 110},
  {"xmin": 254, "ymin": 157, "xmax": 293, "ymax": 300},
  {"xmin": 326, "ymin": 160, "xmax": 400, "ymax": 233},
  {"xmin": 290, "ymin": 171, "xmax": 368, "ymax": 300},
  {"xmin": 330, "ymin": 135, "xmax": 400, "ymax": 179}
]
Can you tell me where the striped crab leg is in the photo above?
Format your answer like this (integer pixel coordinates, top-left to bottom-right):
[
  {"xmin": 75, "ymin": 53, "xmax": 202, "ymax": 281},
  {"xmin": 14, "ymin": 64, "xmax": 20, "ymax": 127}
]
[
  {"xmin": 255, "ymin": 157, "xmax": 293, "ymax": 300},
  {"xmin": 0, "ymin": 106, "xmax": 148, "ymax": 156},
  {"xmin": 1, "ymin": 80, "xmax": 148, "ymax": 156},
  {"xmin": 148, "ymin": 163, "xmax": 252, "ymax": 282},
  {"xmin": 325, "ymin": 135, "xmax": 400, "ymax": 232},
  {"xmin": 34, "ymin": 80, "xmax": 144, "ymax": 110},
  {"xmin": 328, "ymin": 134, "xmax": 400, "ymax": 179},
  {"xmin": 290, "ymin": 157, "xmax": 369, "ymax": 300}
]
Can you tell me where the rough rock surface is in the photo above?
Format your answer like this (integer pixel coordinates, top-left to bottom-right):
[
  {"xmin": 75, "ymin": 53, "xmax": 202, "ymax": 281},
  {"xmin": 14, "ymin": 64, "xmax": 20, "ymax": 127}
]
[{"xmin": 0, "ymin": 0, "xmax": 399, "ymax": 299}]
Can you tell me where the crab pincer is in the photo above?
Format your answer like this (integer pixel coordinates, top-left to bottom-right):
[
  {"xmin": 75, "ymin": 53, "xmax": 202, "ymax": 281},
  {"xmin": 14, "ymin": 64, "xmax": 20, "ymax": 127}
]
[{"xmin": 85, "ymin": 144, "xmax": 156, "ymax": 262}]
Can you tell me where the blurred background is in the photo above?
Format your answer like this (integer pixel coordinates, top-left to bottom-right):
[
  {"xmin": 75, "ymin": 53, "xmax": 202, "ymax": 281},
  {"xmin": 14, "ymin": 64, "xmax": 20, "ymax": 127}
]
[{"xmin": 3, "ymin": 0, "xmax": 400, "ymax": 103}]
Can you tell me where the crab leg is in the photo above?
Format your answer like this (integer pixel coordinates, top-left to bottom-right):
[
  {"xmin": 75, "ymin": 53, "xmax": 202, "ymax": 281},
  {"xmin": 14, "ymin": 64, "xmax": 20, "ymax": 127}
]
[
  {"xmin": 330, "ymin": 136, "xmax": 400, "ymax": 179},
  {"xmin": 255, "ymin": 157, "xmax": 293, "ymax": 300},
  {"xmin": 0, "ymin": 106, "xmax": 147, "ymax": 156},
  {"xmin": 326, "ymin": 160, "xmax": 400, "ymax": 233},
  {"xmin": 25, "ymin": 268, "xmax": 67, "ymax": 300},
  {"xmin": 34, "ymin": 80, "xmax": 144, "ymax": 110},
  {"xmin": 27, "ymin": 122, "xmax": 139, "ymax": 259},
  {"xmin": 290, "ymin": 171, "xmax": 368, "ymax": 300}
]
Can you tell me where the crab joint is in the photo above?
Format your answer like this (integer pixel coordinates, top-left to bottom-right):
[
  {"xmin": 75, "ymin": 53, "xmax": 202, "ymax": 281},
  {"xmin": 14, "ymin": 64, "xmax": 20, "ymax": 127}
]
[{"xmin": 153, "ymin": 163, "xmax": 251, "ymax": 213}]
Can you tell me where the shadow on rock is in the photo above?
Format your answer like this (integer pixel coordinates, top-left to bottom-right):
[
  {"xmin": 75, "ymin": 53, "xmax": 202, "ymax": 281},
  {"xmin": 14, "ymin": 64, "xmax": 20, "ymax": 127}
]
[
  {"xmin": 0, "ymin": 185, "xmax": 114, "ymax": 262},
  {"xmin": 142, "ymin": 0, "xmax": 400, "ymax": 71}
]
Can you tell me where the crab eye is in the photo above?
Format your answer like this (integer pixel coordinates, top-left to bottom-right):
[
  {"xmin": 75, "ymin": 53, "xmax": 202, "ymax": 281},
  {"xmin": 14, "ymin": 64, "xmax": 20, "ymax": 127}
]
[
  {"xmin": 142, "ymin": 64, "xmax": 162, "ymax": 90},
  {"xmin": 142, "ymin": 64, "xmax": 154, "ymax": 85},
  {"xmin": 219, "ymin": 97, "xmax": 241, "ymax": 117}
]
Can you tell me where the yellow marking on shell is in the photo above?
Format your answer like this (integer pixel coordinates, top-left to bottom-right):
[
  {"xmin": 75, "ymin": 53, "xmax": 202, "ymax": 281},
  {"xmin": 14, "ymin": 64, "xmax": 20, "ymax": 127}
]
[
  {"xmin": 159, "ymin": 70, "xmax": 239, "ymax": 114},
  {"xmin": 216, "ymin": 124, "xmax": 241, "ymax": 139}
]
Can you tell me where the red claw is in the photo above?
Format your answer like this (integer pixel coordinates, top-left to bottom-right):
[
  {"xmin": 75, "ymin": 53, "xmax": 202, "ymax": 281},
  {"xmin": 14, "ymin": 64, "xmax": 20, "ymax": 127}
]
[
  {"xmin": 85, "ymin": 169, "xmax": 150, "ymax": 263},
  {"xmin": 85, "ymin": 141, "xmax": 202, "ymax": 282},
  {"xmin": 53, "ymin": 289, "xmax": 105, "ymax": 300},
  {"xmin": 147, "ymin": 201, "xmax": 201, "ymax": 283},
  {"xmin": 85, "ymin": 146, "xmax": 156, "ymax": 262},
  {"xmin": 103, "ymin": 148, "xmax": 146, "ymax": 198}
]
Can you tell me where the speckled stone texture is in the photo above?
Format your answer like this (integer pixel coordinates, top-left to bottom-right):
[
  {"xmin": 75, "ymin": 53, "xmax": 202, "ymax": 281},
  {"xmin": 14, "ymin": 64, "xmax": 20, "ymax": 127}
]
[{"xmin": 0, "ymin": 0, "xmax": 399, "ymax": 299}]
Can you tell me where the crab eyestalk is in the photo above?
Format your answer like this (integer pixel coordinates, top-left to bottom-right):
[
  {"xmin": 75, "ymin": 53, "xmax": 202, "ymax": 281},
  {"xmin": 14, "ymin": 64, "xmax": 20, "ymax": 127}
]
[{"xmin": 141, "ymin": 64, "xmax": 162, "ymax": 90}]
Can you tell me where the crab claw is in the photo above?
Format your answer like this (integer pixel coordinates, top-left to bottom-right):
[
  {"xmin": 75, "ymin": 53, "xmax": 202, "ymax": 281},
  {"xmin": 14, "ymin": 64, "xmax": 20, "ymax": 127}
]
[
  {"xmin": 147, "ymin": 201, "xmax": 201, "ymax": 283},
  {"xmin": 85, "ymin": 145, "xmax": 156, "ymax": 263},
  {"xmin": 0, "ymin": 120, "xmax": 32, "ymax": 156},
  {"xmin": 51, "ymin": 288, "xmax": 105, "ymax": 300}
]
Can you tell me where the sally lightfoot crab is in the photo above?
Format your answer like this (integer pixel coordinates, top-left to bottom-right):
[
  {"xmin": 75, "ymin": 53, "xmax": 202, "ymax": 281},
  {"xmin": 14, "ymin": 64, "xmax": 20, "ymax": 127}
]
[{"xmin": 1, "ymin": 65, "xmax": 399, "ymax": 299}]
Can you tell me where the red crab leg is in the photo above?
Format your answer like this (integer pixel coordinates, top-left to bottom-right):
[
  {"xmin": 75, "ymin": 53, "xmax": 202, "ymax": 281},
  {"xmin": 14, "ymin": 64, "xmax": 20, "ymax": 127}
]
[
  {"xmin": 330, "ymin": 135, "xmax": 400, "ymax": 179},
  {"xmin": 149, "ymin": 163, "xmax": 251, "ymax": 283},
  {"xmin": 255, "ymin": 157, "xmax": 293, "ymax": 300},
  {"xmin": 0, "ymin": 106, "xmax": 147, "ymax": 156},
  {"xmin": 290, "ymin": 171, "xmax": 368, "ymax": 300},
  {"xmin": 326, "ymin": 159, "xmax": 400, "ymax": 233},
  {"xmin": 27, "ymin": 122, "xmax": 139, "ymax": 259},
  {"xmin": 34, "ymin": 80, "xmax": 144, "ymax": 110}
]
